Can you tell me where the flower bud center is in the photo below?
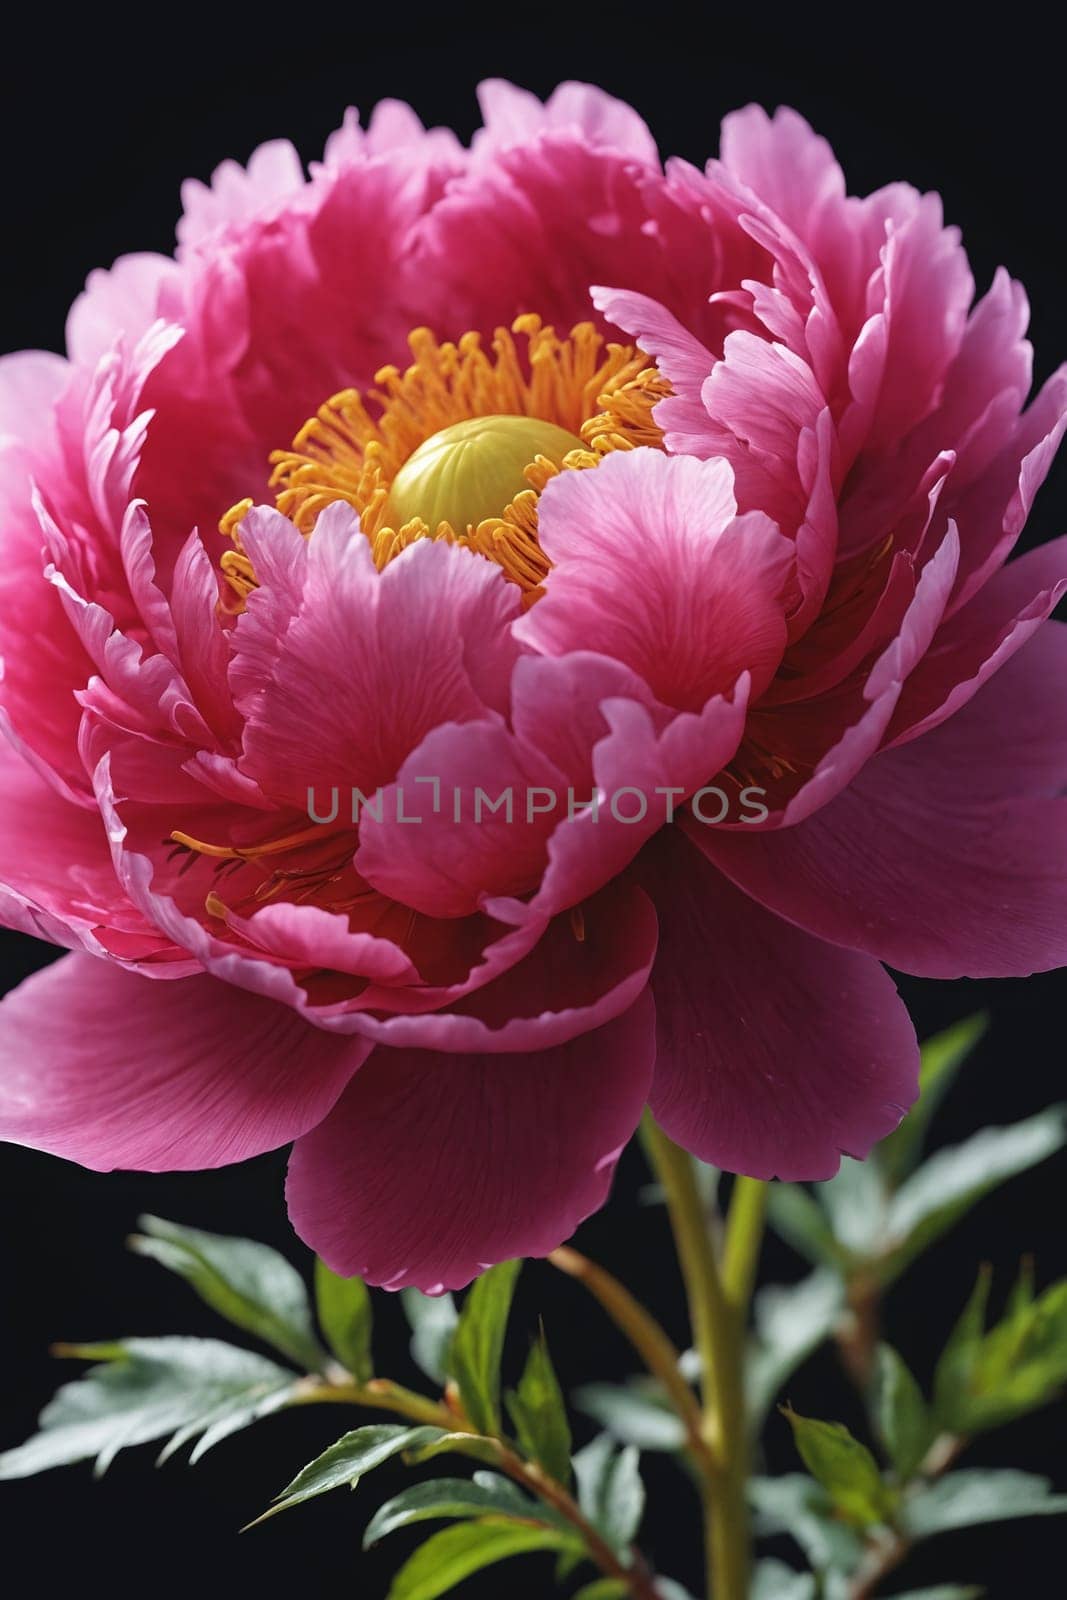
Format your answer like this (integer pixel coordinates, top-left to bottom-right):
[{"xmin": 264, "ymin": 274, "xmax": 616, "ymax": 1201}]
[{"xmin": 384, "ymin": 414, "xmax": 585, "ymax": 533}]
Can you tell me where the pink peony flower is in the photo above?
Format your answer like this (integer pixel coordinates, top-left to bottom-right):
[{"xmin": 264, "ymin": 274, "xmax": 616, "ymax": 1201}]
[{"xmin": 1, "ymin": 83, "xmax": 1064, "ymax": 1290}]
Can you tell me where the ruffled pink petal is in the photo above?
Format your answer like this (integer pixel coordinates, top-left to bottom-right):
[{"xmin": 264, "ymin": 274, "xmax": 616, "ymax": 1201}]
[
  {"xmin": 0, "ymin": 736, "xmax": 171, "ymax": 959},
  {"xmin": 719, "ymin": 105, "xmax": 847, "ymax": 250},
  {"xmin": 474, "ymin": 79, "xmax": 658, "ymax": 165},
  {"xmin": 177, "ymin": 140, "xmax": 306, "ymax": 250},
  {"xmin": 90, "ymin": 744, "xmax": 554, "ymax": 1025},
  {"xmin": 0, "ymin": 352, "xmax": 94, "ymax": 791},
  {"xmin": 0, "ymin": 954, "xmax": 370, "ymax": 1170},
  {"xmin": 286, "ymin": 988, "xmax": 656, "ymax": 1290},
  {"xmin": 697, "ymin": 621, "xmax": 1067, "ymax": 978},
  {"xmin": 232, "ymin": 506, "xmax": 523, "ymax": 807},
  {"xmin": 590, "ymin": 287, "xmax": 718, "ymax": 456},
  {"xmin": 65, "ymin": 255, "xmax": 181, "ymax": 369},
  {"xmin": 344, "ymin": 878, "xmax": 658, "ymax": 1054},
  {"xmin": 521, "ymin": 449, "xmax": 792, "ymax": 707},
  {"xmin": 735, "ymin": 522, "xmax": 959, "ymax": 828},
  {"xmin": 356, "ymin": 648, "xmax": 749, "ymax": 921},
  {"xmin": 318, "ymin": 102, "xmax": 465, "ymax": 171},
  {"xmin": 642, "ymin": 829, "xmax": 918, "ymax": 1179},
  {"xmin": 887, "ymin": 534, "xmax": 1067, "ymax": 745},
  {"xmin": 410, "ymin": 133, "xmax": 723, "ymax": 353}
]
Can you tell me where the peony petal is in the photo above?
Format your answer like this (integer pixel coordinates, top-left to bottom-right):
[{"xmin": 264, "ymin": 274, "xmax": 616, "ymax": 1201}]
[
  {"xmin": 521, "ymin": 449, "xmax": 791, "ymax": 708},
  {"xmin": 0, "ymin": 954, "xmax": 370, "ymax": 1170},
  {"xmin": 642, "ymin": 830, "xmax": 918, "ymax": 1179},
  {"xmin": 345, "ymin": 878, "xmax": 658, "ymax": 1054},
  {"xmin": 286, "ymin": 989, "xmax": 656, "ymax": 1290},
  {"xmin": 886, "ymin": 534, "xmax": 1067, "ymax": 745},
  {"xmin": 475, "ymin": 79, "xmax": 658, "ymax": 165},
  {"xmin": 233, "ymin": 507, "xmax": 522, "ymax": 807},
  {"xmin": 697, "ymin": 622, "xmax": 1067, "ymax": 978}
]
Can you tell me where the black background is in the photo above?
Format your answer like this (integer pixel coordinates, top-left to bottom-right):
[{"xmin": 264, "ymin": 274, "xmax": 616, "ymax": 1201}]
[{"xmin": 1, "ymin": 5, "xmax": 1064, "ymax": 1595}]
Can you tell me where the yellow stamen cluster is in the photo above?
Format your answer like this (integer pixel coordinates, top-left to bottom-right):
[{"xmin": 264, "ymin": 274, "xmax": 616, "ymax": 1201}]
[{"xmin": 219, "ymin": 314, "xmax": 668, "ymax": 605}]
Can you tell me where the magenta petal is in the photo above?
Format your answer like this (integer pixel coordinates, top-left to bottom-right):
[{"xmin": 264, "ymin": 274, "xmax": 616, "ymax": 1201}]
[
  {"xmin": 643, "ymin": 831, "xmax": 918, "ymax": 1179},
  {"xmin": 347, "ymin": 879, "xmax": 658, "ymax": 1054},
  {"xmin": 698, "ymin": 623, "xmax": 1067, "ymax": 978},
  {"xmin": 0, "ymin": 955, "xmax": 370, "ymax": 1170},
  {"xmin": 286, "ymin": 990, "xmax": 657, "ymax": 1291}
]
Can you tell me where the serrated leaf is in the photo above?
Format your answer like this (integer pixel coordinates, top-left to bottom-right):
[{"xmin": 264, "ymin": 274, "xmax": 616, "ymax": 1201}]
[
  {"xmin": 747, "ymin": 1269, "xmax": 845, "ymax": 1427},
  {"xmin": 749, "ymin": 1474, "xmax": 866, "ymax": 1574},
  {"xmin": 314, "ymin": 1259, "xmax": 373, "ymax": 1383},
  {"xmin": 752, "ymin": 1559, "xmax": 818, "ymax": 1600},
  {"xmin": 130, "ymin": 1216, "xmax": 325, "ymax": 1372},
  {"xmin": 818, "ymin": 1158, "xmax": 891, "ymax": 1257},
  {"xmin": 574, "ymin": 1381, "xmax": 687, "ymax": 1452},
  {"xmin": 879, "ymin": 1014, "xmax": 988, "ymax": 1183},
  {"xmin": 766, "ymin": 1184, "xmax": 844, "ymax": 1267},
  {"xmin": 363, "ymin": 1473, "xmax": 551, "ymax": 1547},
  {"xmin": 447, "ymin": 1260, "xmax": 521, "ymax": 1436},
  {"xmin": 0, "ymin": 1337, "xmax": 297, "ymax": 1479},
  {"xmin": 402, "ymin": 1288, "xmax": 459, "ymax": 1385},
  {"xmin": 781, "ymin": 1408, "xmax": 896, "ymax": 1527},
  {"xmin": 505, "ymin": 1331, "xmax": 572, "ymax": 1484},
  {"xmin": 873, "ymin": 1345, "xmax": 934, "ymax": 1479},
  {"xmin": 904, "ymin": 1470, "xmax": 1067, "ymax": 1539},
  {"xmin": 252, "ymin": 1424, "xmax": 446, "ymax": 1523},
  {"xmin": 573, "ymin": 1433, "xmax": 644, "ymax": 1556},
  {"xmin": 883, "ymin": 1109, "xmax": 1067, "ymax": 1279},
  {"xmin": 386, "ymin": 1519, "xmax": 581, "ymax": 1599}
]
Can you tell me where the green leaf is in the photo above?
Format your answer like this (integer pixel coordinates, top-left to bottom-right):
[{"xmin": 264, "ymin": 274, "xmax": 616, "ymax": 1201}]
[
  {"xmin": 879, "ymin": 1014, "xmax": 988, "ymax": 1183},
  {"xmin": 386, "ymin": 1519, "xmax": 580, "ymax": 1599},
  {"xmin": 882, "ymin": 1589, "xmax": 984, "ymax": 1599},
  {"xmin": 505, "ymin": 1330, "xmax": 572, "ymax": 1484},
  {"xmin": 932, "ymin": 1268, "xmax": 991, "ymax": 1429},
  {"xmin": 574, "ymin": 1381, "xmax": 687, "ymax": 1452},
  {"xmin": 749, "ymin": 1474, "xmax": 865, "ymax": 1575},
  {"xmin": 363, "ymin": 1473, "xmax": 553, "ymax": 1547},
  {"xmin": 253, "ymin": 1424, "xmax": 446, "ymax": 1523},
  {"xmin": 766, "ymin": 1184, "xmax": 844, "ymax": 1267},
  {"xmin": 0, "ymin": 1337, "xmax": 297, "ymax": 1479},
  {"xmin": 882, "ymin": 1108, "xmax": 1067, "ymax": 1280},
  {"xmin": 572, "ymin": 1583, "xmax": 630, "ymax": 1600},
  {"xmin": 817, "ymin": 1158, "xmax": 890, "ymax": 1257},
  {"xmin": 781, "ymin": 1408, "xmax": 896, "ymax": 1527},
  {"xmin": 129, "ymin": 1216, "xmax": 325, "ymax": 1372},
  {"xmin": 873, "ymin": 1345, "xmax": 935, "ymax": 1480},
  {"xmin": 402, "ymin": 1288, "xmax": 459, "ymax": 1385},
  {"xmin": 747, "ymin": 1269, "xmax": 845, "ymax": 1427},
  {"xmin": 752, "ymin": 1560, "xmax": 818, "ymax": 1600},
  {"xmin": 652, "ymin": 1584, "xmax": 699, "ymax": 1600},
  {"xmin": 957, "ymin": 1277, "xmax": 1067, "ymax": 1432},
  {"xmin": 573, "ymin": 1433, "xmax": 645, "ymax": 1556},
  {"xmin": 313, "ymin": 1259, "xmax": 373, "ymax": 1383},
  {"xmin": 447, "ymin": 1260, "xmax": 521, "ymax": 1436},
  {"xmin": 904, "ymin": 1470, "xmax": 1067, "ymax": 1539},
  {"xmin": 401, "ymin": 1431, "xmax": 500, "ymax": 1469}
]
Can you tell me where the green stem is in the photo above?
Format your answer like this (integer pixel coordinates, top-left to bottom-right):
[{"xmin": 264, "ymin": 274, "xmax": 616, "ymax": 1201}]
[
  {"xmin": 641, "ymin": 1116, "xmax": 759, "ymax": 1600},
  {"xmin": 292, "ymin": 1372, "xmax": 659, "ymax": 1598},
  {"xmin": 723, "ymin": 1178, "xmax": 769, "ymax": 1312},
  {"xmin": 548, "ymin": 1245, "xmax": 715, "ymax": 1482}
]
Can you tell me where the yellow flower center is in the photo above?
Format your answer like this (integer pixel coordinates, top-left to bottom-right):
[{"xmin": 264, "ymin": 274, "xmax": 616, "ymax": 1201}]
[
  {"xmin": 384, "ymin": 414, "xmax": 585, "ymax": 533},
  {"xmin": 219, "ymin": 314, "xmax": 668, "ymax": 606}
]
